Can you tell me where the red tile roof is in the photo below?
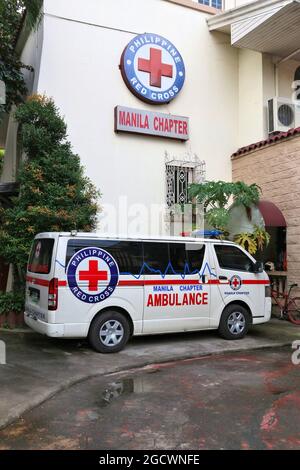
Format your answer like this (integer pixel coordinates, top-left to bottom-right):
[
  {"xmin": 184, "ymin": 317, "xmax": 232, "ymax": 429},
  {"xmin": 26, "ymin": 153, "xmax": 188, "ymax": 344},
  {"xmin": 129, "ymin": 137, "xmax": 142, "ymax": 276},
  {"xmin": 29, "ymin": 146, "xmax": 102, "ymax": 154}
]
[{"xmin": 232, "ymin": 127, "xmax": 300, "ymax": 158}]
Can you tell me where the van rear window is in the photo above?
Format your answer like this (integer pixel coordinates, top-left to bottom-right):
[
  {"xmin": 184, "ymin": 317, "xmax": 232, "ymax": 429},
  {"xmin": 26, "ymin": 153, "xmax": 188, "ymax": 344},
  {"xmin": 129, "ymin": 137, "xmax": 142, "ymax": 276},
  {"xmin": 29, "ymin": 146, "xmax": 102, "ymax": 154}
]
[{"xmin": 28, "ymin": 239, "xmax": 54, "ymax": 274}]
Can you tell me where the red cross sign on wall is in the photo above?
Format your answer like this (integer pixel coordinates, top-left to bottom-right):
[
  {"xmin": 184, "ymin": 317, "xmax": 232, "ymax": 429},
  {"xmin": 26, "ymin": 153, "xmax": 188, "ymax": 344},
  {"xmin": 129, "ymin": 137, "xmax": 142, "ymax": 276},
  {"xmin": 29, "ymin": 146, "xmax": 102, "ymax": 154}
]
[
  {"xmin": 138, "ymin": 47, "xmax": 173, "ymax": 88},
  {"xmin": 79, "ymin": 260, "xmax": 108, "ymax": 292}
]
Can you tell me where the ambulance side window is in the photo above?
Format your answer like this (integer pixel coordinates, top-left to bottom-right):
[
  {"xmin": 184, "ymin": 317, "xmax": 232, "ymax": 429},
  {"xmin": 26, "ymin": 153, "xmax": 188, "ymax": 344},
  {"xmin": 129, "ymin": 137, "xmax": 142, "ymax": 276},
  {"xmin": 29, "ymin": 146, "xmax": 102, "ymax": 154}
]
[
  {"xmin": 65, "ymin": 239, "xmax": 143, "ymax": 275},
  {"xmin": 186, "ymin": 244, "xmax": 205, "ymax": 272},
  {"xmin": 169, "ymin": 243, "xmax": 187, "ymax": 273},
  {"xmin": 143, "ymin": 242, "xmax": 169, "ymax": 274},
  {"xmin": 100, "ymin": 241, "xmax": 143, "ymax": 275},
  {"xmin": 214, "ymin": 245, "xmax": 253, "ymax": 272},
  {"xmin": 28, "ymin": 239, "xmax": 54, "ymax": 274}
]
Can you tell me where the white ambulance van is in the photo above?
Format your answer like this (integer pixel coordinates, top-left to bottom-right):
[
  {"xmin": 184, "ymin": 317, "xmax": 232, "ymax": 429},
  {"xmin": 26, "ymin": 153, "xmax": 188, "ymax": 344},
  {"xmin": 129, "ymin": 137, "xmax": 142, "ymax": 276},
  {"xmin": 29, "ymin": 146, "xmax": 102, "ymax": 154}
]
[{"xmin": 25, "ymin": 233, "xmax": 271, "ymax": 353}]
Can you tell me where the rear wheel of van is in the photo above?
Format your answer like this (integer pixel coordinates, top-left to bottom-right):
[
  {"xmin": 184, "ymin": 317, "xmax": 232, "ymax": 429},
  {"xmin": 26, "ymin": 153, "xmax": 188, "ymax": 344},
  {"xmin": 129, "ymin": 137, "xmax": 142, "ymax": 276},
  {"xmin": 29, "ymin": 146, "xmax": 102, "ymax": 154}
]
[
  {"xmin": 218, "ymin": 304, "xmax": 250, "ymax": 340},
  {"xmin": 88, "ymin": 311, "xmax": 130, "ymax": 353}
]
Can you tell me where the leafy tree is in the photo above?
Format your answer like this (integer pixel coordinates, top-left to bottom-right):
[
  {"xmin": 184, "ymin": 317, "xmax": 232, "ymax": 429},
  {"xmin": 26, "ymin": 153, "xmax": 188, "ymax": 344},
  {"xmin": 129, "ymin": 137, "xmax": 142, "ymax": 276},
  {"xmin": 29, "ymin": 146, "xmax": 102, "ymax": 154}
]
[
  {"xmin": 0, "ymin": 95, "xmax": 100, "ymax": 289},
  {"xmin": 234, "ymin": 226, "xmax": 270, "ymax": 255},
  {"xmin": 234, "ymin": 232, "xmax": 257, "ymax": 255},
  {"xmin": 189, "ymin": 180, "xmax": 261, "ymax": 234},
  {"xmin": 0, "ymin": 0, "xmax": 42, "ymax": 118},
  {"xmin": 252, "ymin": 224, "xmax": 270, "ymax": 251}
]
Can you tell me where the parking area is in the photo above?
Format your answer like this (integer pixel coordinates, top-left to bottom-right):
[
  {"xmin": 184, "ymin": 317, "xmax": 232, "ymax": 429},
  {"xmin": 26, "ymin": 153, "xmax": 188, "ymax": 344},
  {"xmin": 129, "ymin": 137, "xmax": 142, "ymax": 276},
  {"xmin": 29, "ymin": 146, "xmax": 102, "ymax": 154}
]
[{"xmin": 0, "ymin": 318, "xmax": 299, "ymax": 431}]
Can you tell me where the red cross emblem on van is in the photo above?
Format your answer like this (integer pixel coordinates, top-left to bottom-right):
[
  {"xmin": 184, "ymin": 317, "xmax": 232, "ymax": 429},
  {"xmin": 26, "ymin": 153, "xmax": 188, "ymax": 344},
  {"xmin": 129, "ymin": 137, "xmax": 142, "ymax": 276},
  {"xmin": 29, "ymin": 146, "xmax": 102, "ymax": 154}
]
[
  {"xmin": 230, "ymin": 275, "xmax": 242, "ymax": 291},
  {"xmin": 67, "ymin": 248, "xmax": 119, "ymax": 304},
  {"xmin": 79, "ymin": 260, "xmax": 108, "ymax": 292}
]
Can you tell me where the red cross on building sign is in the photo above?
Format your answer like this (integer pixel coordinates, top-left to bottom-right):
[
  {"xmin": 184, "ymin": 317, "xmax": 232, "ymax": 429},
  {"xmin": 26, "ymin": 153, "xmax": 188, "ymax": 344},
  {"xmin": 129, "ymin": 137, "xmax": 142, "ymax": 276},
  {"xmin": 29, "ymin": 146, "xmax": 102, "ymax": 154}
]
[
  {"xmin": 120, "ymin": 33, "xmax": 185, "ymax": 104},
  {"xmin": 138, "ymin": 48, "xmax": 173, "ymax": 88}
]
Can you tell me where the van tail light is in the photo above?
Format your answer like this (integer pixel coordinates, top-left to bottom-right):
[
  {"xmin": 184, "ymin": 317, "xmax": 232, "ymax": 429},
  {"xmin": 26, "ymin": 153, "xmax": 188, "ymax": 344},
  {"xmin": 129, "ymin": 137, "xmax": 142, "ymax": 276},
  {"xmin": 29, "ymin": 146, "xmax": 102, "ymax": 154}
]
[{"xmin": 48, "ymin": 278, "xmax": 58, "ymax": 311}]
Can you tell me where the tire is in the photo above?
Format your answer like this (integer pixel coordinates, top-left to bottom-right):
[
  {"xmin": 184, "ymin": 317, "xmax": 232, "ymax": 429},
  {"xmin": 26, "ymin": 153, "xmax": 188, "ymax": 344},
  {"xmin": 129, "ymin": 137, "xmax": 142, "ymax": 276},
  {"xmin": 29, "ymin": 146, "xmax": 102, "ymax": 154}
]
[
  {"xmin": 287, "ymin": 297, "xmax": 300, "ymax": 325},
  {"xmin": 88, "ymin": 311, "xmax": 130, "ymax": 353},
  {"xmin": 218, "ymin": 304, "xmax": 250, "ymax": 340}
]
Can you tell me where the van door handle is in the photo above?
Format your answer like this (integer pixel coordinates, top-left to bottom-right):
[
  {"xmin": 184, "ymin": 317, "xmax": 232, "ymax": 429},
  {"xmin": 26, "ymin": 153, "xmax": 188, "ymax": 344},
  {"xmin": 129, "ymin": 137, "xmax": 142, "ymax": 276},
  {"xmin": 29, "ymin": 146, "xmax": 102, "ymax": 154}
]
[{"xmin": 219, "ymin": 276, "xmax": 228, "ymax": 281}]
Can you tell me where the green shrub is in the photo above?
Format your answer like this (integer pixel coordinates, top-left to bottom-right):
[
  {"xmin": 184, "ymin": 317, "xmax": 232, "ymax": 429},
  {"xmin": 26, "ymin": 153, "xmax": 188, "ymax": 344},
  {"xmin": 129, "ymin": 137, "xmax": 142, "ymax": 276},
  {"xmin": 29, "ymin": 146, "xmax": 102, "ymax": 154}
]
[
  {"xmin": 0, "ymin": 291, "xmax": 24, "ymax": 315},
  {"xmin": 0, "ymin": 95, "xmax": 100, "ymax": 289}
]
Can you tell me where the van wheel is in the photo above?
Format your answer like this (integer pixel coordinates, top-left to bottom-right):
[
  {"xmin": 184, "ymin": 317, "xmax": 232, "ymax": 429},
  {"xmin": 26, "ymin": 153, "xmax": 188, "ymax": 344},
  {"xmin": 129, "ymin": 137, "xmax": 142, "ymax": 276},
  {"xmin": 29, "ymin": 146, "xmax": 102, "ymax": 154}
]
[
  {"xmin": 88, "ymin": 311, "xmax": 130, "ymax": 353},
  {"xmin": 218, "ymin": 304, "xmax": 250, "ymax": 340}
]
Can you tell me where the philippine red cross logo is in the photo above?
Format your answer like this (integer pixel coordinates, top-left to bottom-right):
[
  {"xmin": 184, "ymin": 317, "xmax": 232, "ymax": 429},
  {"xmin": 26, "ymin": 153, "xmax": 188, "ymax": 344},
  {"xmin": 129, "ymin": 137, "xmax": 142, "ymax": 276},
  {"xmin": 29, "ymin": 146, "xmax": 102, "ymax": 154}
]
[
  {"xmin": 138, "ymin": 47, "xmax": 173, "ymax": 88},
  {"xmin": 230, "ymin": 275, "xmax": 242, "ymax": 291},
  {"xmin": 120, "ymin": 33, "xmax": 185, "ymax": 104},
  {"xmin": 79, "ymin": 260, "xmax": 108, "ymax": 292},
  {"xmin": 67, "ymin": 247, "xmax": 119, "ymax": 304}
]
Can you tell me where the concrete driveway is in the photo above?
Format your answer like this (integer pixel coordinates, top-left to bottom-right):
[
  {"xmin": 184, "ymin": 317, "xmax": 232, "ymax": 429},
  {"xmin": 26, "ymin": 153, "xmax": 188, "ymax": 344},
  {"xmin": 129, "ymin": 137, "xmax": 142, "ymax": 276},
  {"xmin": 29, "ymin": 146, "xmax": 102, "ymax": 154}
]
[
  {"xmin": 0, "ymin": 319, "xmax": 299, "ymax": 430},
  {"xmin": 1, "ymin": 347, "xmax": 299, "ymax": 450}
]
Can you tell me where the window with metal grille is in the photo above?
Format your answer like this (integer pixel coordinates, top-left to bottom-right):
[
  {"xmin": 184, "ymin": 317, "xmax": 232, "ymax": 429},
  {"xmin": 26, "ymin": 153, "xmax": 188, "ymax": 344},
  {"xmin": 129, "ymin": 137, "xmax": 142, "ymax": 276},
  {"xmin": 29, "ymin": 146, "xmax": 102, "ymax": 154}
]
[
  {"xmin": 166, "ymin": 165, "xmax": 194, "ymax": 208},
  {"xmin": 198, "ymin": 0, "xmax": 222, "ymax": 9}
]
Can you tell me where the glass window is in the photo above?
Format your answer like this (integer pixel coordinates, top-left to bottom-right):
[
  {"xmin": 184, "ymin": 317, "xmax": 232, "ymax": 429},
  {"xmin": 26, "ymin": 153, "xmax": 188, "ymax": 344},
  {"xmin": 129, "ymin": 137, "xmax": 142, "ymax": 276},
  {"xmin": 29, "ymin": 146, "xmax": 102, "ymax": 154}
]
[
  {"xmin": 143, "ymin": 242, "xmax": 169, "ymax": 275},
  {"xmin": 214, "ymin": 245, "xmax": 253, "ymax": 272},
  {"xmin": 186, "ymin": 243, "xmax": 205, "ymax": 272},
  {"xmin": 28, "ymin": 239, "xmax": 54, "ymax": 274},
  {"xmin": 198, "ymin": 0, "xmax": 222, "ymax": 9},
  {"xmin": 169, "ymin": 242, "xmax": 188, "ymax": 273},
  {"xmin": 66, "ymin": 239, "xmax": 143, "ymax": 275}
]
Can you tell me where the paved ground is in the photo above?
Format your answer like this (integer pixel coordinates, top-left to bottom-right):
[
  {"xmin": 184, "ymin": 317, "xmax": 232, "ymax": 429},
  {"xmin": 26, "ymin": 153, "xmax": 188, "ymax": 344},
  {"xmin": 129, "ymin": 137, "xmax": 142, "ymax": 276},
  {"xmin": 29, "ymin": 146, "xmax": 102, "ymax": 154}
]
[
  {"xmin": 0, "ymin": 347, "xmax": 299, "ymax": 450},
  {"xmin": 0, "ymin": 318, "xmax": 299, "ymax": 431}
]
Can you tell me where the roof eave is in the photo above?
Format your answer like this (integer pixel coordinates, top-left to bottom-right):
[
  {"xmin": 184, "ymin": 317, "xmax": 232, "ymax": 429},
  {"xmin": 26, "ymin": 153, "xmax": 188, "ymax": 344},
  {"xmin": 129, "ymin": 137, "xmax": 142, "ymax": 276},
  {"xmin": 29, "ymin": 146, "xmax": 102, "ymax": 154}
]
[{"xmin": 207, "ymin": 0, "xmax": 292, "ymax": 32}]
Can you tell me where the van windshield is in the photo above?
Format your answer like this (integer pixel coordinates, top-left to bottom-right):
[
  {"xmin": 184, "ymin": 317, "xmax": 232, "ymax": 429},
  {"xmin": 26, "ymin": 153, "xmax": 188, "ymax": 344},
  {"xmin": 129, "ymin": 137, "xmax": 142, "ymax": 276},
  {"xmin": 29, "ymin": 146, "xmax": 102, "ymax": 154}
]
[{"xmin": 28, "ymin": 239, "xmax": 54, "ymax": 274}]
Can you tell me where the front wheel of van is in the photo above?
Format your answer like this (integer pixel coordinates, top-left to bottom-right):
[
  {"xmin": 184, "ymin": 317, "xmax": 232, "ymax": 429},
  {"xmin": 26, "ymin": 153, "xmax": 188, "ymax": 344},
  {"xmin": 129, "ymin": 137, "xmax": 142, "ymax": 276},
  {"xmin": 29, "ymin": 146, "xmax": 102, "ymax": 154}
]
[
  {"xmin": 88, "ymin": 311, "xmax": 130, "ymax": 353},
  {"xmin": 218, "ymin": 304, "xmax": 250, "ymax": 340}
]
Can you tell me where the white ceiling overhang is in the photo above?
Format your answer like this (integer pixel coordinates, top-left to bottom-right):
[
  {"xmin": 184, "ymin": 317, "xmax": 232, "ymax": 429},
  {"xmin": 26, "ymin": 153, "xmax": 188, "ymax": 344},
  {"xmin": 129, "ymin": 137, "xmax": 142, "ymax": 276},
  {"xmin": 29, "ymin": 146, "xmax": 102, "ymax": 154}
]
[{"xmin": 208, "ymin": 0, "xmax": 300, "ymax": 60}]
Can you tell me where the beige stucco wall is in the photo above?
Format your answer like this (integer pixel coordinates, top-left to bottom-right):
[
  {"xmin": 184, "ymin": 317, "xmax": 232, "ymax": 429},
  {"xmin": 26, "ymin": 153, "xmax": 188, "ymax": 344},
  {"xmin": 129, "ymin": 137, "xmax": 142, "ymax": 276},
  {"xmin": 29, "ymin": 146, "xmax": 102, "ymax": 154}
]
[
  {"xmin": 38, "ymin": 0, "xmax": 238, "ymax": 234},
  {"xmin": 238, "ymin": 53, "xmax": 300, "ymax": 148},
  {"xmin": 232, "ymin": 135, "xmax": 300, "ymax": 292},
  {"xmin": 238, "ymin": 49, "xmax": 264, "ymax": 147}
]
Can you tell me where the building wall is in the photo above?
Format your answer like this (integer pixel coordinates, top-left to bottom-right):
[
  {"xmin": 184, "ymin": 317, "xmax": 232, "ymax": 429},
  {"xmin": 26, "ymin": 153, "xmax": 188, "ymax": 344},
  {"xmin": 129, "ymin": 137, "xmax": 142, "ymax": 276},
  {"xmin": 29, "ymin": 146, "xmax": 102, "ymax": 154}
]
[
  {"xmin": 38, "ymin": 0, "xmax": 238, "ymax": 233},
  {"xmin": 238, "ymin": 49, "xmax": 264, "ymax": 147},
  {"xmin": 0, "ymin": 22, "xmax": 43, "ymax": 184},
  {"xmin": 232, "ymin": 135, "xmax": 300, "ymax": 292}
]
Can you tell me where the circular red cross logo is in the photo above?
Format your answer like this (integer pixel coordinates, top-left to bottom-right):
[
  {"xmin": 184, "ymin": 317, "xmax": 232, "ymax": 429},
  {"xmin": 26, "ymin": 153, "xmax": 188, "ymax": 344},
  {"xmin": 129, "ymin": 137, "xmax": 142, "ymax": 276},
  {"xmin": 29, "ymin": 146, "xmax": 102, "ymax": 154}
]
[
  {"xmin": 138, "ymin": 47, "xmax": 173, "ymax": 88},
  {"xmin": 120, "ymin": 33, "xmax": 185, "ymax": 104},
  {"xmin": 67, "ymin": 248, "xmax": 119, "ymax": 304},
  {"xmin": 230, "ymin": 275, "xmax": 242, "ymax": 291},
  {"xmin": 79, "ymin": 260, "xmax": 108, "ymax": 292}
]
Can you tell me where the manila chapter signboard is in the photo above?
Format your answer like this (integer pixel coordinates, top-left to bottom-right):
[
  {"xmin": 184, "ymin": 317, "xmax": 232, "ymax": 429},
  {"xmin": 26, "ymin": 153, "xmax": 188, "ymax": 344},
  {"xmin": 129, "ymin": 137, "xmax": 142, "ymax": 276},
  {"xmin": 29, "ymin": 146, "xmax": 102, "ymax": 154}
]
[{"xmin": 114, "ymin": 106, "xmax": 189, "ymax": 141}]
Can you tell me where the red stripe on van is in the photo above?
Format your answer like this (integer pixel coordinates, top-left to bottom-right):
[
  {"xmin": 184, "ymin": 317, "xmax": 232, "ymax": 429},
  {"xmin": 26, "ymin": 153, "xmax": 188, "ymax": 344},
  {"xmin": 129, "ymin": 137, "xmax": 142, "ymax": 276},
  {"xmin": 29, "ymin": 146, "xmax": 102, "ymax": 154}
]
[
  {"xmin": 242, "ymin": 280, "xmax": 270, "ymax": 285},
  {"xmin": 26, "ymin": 276, "xmax": 269, "ymax": 289},
  {"xmin": 26, "ymin": 276, "xmax": 49, "ymax": 287},
  {"xmin": 118, "ymin": 280, "xmax": 144, "ymax": 286},
  {"xmin": 26, "ymin": 276, "xmax": 67, "ymax": 287}
]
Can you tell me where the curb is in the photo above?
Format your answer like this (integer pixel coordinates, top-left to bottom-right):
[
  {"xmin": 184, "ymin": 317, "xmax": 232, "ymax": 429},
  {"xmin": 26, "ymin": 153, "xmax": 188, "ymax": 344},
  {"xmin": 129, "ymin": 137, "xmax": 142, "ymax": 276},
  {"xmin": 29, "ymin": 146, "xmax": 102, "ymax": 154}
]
[
  {"xmin": 0, "ymin": 327, "xmax": 30, "ymax": 334},
  {"xmin": 0, "ymin": 340, "xmax": 292, "ymax": 431}
]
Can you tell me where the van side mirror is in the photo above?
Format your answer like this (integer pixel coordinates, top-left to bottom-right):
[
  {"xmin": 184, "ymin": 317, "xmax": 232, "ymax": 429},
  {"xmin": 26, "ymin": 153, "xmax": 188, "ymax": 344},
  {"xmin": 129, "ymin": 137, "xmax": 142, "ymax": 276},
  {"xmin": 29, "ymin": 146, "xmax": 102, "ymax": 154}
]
[{"xmin": 253, "ymin": 261, "xmax": 264, "ymax": 273}]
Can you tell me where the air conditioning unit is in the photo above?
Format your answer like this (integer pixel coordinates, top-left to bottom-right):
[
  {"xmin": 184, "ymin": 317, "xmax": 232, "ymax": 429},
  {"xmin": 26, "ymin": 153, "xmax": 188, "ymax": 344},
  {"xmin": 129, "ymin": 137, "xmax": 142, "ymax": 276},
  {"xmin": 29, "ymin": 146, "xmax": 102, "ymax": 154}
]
[{"xmin": 268, "ymin": 97, "xmax": 295, "ymax": 134}]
